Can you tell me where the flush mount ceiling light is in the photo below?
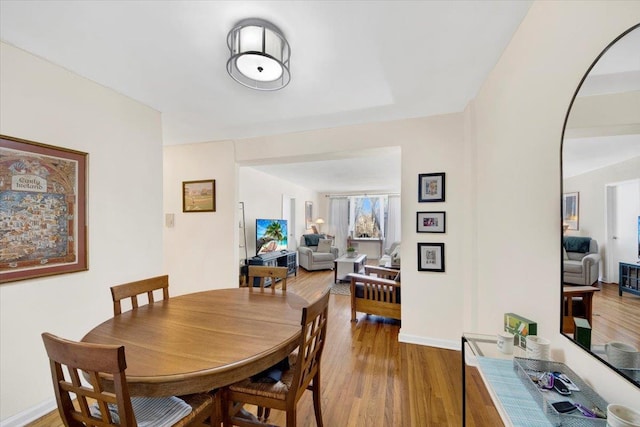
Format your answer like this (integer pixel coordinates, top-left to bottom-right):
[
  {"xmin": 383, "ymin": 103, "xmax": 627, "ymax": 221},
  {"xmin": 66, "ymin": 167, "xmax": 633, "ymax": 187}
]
[{"xmin": 226, "ymin": 18, "xmax": 291, "ymax": 91}]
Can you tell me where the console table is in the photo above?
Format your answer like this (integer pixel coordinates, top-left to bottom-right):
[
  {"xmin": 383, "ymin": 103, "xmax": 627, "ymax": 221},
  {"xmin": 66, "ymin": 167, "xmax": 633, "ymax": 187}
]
[
  {"xmin": 462, "ymin": 333, "xmax": 551, "ymax": 427},
  {"xmin": 347, "ymin": 237, "xmax": 383, "ymax": 260},
  {"xmin": 245, "ymin": 250, "xmax": 297, "ymax": 287},
  {"xmin": 619, "ymin": 261, "xmax": 640, "ymax": 297}
]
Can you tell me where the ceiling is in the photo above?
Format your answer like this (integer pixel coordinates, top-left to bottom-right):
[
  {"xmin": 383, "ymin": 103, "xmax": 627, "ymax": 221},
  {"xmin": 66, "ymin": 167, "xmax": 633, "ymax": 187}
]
[
  {"xmin": 563, "ymin": 27, "xmax": 640, "ymax": 178},
  {"xmin": 0, "ymin": 1, "xmax": 536, "ymax": 192}
]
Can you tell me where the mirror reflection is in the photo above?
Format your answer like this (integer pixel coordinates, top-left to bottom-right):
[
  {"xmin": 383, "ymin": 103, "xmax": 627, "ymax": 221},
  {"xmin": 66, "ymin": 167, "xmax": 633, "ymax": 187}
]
[{"xmin": 561, "ymin": 25, "xmax": 640, "ymax": 387}]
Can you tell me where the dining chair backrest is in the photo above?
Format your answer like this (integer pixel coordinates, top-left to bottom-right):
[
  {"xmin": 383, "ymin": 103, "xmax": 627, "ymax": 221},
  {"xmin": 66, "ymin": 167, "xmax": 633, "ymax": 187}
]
[
  {"xmin": 41, "ymin": 332, "xmax": 137, "ymax": 426},
  {"xmin": 291, "ymin": 289, "xmax": 330, "ymax": 403},
  {"xmin": 110, "ymin": 275, "xmax": 169, "ymax": 315},
  {"xmin": 247, "ymin": 266, "xmax": 288, "ymax": 291}
]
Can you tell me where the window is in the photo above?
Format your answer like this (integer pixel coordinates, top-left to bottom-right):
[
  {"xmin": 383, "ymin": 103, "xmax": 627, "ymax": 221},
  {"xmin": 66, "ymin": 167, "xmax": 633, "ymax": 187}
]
[{"xmin": 349, "ymin": 196, "xmax": 387, "ymax": 238}]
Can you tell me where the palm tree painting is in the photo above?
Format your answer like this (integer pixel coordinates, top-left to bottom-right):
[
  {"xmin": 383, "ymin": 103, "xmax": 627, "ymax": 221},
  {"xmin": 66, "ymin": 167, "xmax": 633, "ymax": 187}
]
[{"xmin": 256, "ymin": 219, "xmax": 288, "ymax": 254}]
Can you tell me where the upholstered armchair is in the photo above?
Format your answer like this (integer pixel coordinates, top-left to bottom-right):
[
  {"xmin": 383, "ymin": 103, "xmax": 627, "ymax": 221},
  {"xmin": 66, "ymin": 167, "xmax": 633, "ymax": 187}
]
[
  {"xmin": 563, "ymin": 237, "xmax": 601, "ymax": 286},
  {"xmin": 298, "ymin": 234, "xmax": 339, "ymax": 271},
  {"xmin": 378, "ymin": 241, "xmax": 401, "ymax": 268}
]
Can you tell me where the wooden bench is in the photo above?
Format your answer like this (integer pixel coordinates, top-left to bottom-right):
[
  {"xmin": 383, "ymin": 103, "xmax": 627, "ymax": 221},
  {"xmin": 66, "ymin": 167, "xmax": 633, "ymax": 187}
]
[{"xmin": 348, "ymin": 266, "xmax": 401, "ymax": 322}]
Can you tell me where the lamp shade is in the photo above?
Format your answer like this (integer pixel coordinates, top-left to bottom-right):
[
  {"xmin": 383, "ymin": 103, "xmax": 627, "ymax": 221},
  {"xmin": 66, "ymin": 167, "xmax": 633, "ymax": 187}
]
[{"xmin": 227, "ymin": 18, "xmax": 291, "ymax": 90}]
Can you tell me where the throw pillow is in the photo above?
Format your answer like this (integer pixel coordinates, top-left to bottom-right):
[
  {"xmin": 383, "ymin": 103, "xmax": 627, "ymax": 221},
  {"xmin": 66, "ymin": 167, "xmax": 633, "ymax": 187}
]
[
  {"xmin": 304, "ymin": 233, "xmax": 324, "ymax": 246},
  {"xmin": 563, "ymin": 247, "xmax": 568, "ymax": 260},
  {"xmin": 317, "ymin": 239, "xmax": 332, "ymax": 253}
]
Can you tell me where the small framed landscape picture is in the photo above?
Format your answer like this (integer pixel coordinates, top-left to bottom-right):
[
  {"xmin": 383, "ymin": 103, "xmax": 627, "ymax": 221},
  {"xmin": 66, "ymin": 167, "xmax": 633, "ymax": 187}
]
[
  {"xmin": 183, "ymin": 180, "xmax": 216, "ymax": 212},
  {"xmin": 417, "ymin": 211, "xmax": 446, "ymax": 233},
  {"xmin": 418, "ymin": 172, "xmax": 445, "ymax": 202},
  {"xmin": 417, "ymin": 243, "xmax": 445, "ymax": 272}
]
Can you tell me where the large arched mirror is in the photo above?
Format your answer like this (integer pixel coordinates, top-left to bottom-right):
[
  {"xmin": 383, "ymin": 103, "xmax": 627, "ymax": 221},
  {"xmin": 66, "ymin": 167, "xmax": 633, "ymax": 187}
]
[{"xmin": 561, "ymin": 23, "xmax": 640, "ymax": 388}]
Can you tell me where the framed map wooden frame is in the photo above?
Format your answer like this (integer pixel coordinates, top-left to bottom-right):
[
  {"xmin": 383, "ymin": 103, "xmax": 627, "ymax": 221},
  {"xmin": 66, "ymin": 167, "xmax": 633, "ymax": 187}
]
[{"xmin": 0, "ymin": 135, "xmax": 88, "ymax": 284}]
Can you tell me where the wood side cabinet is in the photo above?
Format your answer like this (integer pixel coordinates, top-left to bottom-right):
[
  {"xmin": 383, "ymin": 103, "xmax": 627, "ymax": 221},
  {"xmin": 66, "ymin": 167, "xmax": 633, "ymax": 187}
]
[{"xmin": 619, "ymin": 262, "xmax": 640, "ymax": 297}]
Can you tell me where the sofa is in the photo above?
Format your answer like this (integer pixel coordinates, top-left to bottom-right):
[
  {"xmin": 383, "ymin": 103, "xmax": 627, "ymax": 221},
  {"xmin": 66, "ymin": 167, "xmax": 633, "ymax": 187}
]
[
  {"xmin": 298, "ymin": 234, "xmax": 339, "ymax": 271},
  {"xmin": 348, "ymin": 265, "xmax": 401, "ymax": 322},
  {"xmin": 563, "ymin": 236, "xmax": 601, "ymax": 286},
  {"xmin": 378, "ymin": 241, "xmax": 400, "ymax": 268}
]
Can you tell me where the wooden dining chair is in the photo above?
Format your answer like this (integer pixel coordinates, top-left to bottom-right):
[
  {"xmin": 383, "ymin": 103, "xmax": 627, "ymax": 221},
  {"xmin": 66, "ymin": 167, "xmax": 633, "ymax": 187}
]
[
  {"xmin": 110, "ymin": 274, "xmax": 169, "ymax": 315},
  {"xmin": 222, "ymin": 290, "xmax": 330, "ymax": 427},
  {"xmin": 41, "ymin": 332, "xmax": 217, "ymax": 426},
  {"xmin": 247, "ymin": 266, "xmax": 288, "ymax": 291}
]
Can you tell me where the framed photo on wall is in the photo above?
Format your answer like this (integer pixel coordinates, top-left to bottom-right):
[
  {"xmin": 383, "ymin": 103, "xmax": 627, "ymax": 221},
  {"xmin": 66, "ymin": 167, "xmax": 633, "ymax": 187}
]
[
  {"xmin": 0, "ymin": 135, "xmax": 88, "ymax": 283},
  {"xmin": 418, "ymin": 172, "xmax": 445, "ymax": 202},
  {"xmin": 183, "ymin": 180, "xmax": 216, "ymax": 212},
  {"xmin": 417, "ymin": 211, "xmax": 446, "ymax": 233},
  {"xmin": 417, "ymin": 243, "xmax": 445, "ymax": 272},
  {"xmin": 562, "ymin": 192, "xmax": 579, "ymax": 231}
]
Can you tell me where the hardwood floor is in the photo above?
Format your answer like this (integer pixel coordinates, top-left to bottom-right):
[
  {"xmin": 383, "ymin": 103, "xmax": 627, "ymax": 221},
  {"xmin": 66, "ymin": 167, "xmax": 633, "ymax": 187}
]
[
  {"xmin": 27, "ymin": 267, "xmax": 501, "ymax": 427},
  {"xmin": 591, "ymin": 281, "xmax": 640, "ymax": 349}
]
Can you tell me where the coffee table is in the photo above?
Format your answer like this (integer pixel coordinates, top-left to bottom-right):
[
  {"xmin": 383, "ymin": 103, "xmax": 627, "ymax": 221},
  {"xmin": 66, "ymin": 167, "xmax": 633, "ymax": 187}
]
[{"xmin": 334, "ymin": 253, "xmax": 367, "ymax": 283}]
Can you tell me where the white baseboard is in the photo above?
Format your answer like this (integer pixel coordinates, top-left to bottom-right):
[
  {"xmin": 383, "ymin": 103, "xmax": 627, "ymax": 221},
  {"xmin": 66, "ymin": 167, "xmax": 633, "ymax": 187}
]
[
  {"xmin": 0, "ymin": 398, "xmax": 56, "ymax": 427},
  {"xmin": 398, "ymin": 331, "xmax": 460, "ymax": 351}
]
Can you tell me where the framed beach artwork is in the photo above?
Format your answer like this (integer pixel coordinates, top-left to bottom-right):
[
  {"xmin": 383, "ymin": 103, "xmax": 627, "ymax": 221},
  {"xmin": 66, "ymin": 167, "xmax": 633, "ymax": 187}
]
[
  {"xmin": 0, "ymin": 135, "xmax": 88, "ymax": 284},
  {"xmin": 418, "ymin": 172, "xmax": 445, "ymax": 202}
]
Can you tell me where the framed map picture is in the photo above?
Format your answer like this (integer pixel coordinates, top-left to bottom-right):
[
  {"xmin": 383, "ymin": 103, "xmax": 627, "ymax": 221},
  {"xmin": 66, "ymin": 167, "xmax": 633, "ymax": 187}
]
[{"xmin": 0, "ymin": 135, "xmax": 88, "ymax": 284}]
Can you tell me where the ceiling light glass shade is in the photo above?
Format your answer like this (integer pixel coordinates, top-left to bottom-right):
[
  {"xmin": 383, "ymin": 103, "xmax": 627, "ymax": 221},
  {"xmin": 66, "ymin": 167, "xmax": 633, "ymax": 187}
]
[{"xmin": 227, "ymin": 18, "xmax": 291, "ymax": 90}]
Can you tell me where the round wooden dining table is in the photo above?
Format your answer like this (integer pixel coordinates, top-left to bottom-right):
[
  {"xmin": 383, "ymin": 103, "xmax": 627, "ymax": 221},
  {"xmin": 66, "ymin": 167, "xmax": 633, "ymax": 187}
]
[{"xmin": 82, "ymin": 287, "xmax": 307, "ymax": 397}]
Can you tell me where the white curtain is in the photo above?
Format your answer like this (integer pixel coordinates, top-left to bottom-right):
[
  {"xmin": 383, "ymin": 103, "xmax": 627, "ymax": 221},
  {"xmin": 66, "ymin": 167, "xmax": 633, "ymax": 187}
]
[
  {"xmin": 385, "ymin": 195, "xmax": 401, "ymax": 251},
  {"xmin": 329, "ymin": 198, "xmax": 349, "ymax": 255}
]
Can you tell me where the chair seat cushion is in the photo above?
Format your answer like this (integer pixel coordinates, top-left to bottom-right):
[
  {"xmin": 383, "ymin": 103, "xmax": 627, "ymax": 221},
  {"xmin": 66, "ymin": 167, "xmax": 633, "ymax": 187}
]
[
  {"xmin": 312, "ymin": 252, "xmax": 335, "ymax": 262},
  {"xmin": 91, "ymin": 396, "xmax": 193, "ymax": 427},
  {"xmin": 564, "ymin": 260, "xmax": 583, "ymax": 274}
]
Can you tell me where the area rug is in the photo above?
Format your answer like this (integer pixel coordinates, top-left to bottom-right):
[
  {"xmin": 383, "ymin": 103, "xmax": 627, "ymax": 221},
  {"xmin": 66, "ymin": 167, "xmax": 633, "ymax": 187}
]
[{"xmin": 330, "ymin": 282, "xmax": 350, "ymax": 296}]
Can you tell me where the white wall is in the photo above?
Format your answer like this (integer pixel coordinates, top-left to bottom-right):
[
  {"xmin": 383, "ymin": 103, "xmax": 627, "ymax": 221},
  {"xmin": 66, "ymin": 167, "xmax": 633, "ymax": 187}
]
[
  {"xmin": 471, "ymin": 0, "xmax": 640, "ymax": 405},
  {"xmin": 234, "ymin": 114, "xmax": 469, "ymax": 348},
  {"xmin": 162, "ymin": 141, "xmax": 238, "ymax": 292},
  {"xmin": 239, "ymin": 167, "xmax": 318, "ymax": 258},
  {"xmin": 0, "ymin": 42, "xmax": 164, "ymax": 422}
]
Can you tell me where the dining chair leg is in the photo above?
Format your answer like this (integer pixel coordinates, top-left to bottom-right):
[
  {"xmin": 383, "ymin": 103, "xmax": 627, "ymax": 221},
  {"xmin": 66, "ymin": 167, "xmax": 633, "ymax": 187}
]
[
  {"xmin": 286, "ymin": 406, "xmax": 297, "ymax": 427},
  {"xmin": 210, "ymin": 390, "xmax": 222, "ymax": 426},
  {"xmin": 311, "ymin": 374, "xmax": 323, "ymax": 427}
]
